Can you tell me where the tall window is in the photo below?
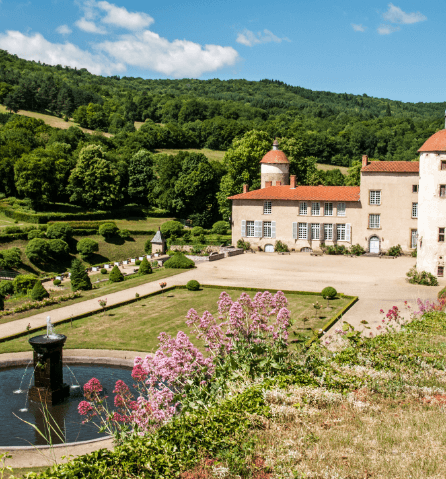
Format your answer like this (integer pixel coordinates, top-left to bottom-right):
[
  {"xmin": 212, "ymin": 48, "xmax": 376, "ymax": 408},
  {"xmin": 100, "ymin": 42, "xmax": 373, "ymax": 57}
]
[
  {"xmin": 369, "ymin": 191, "xmax": 381, "ymax": 205},
  {"xmin": 439, "ymin": 228, "xmax": 445, "ymax": 242},
  {"xmin": 438, "ymin": 266, "xmax": 444, "ymax": 277},
  {"xmin": 324, "ymin": 202, "xmax": 333, "ymax": 216},
  {"xmin": 337, "ymin": 202, "xmax": 345, "ymax": 216},
  {"xmin": 324, "ymin": 224, "xmax": 333, "ymax": 240},
  {"xmin": 442, "ymin": 161, "xmax": 446, "ymax": 171},
  {"xmin": 263, "ymin": 221, "xmax": 272, "ymax": 238},
  {"xmin": 298, "ymin": 223, "xmax": 308, "ymax": 239},
  {"xmin": 412, "ymin": 185, "xmax": 418, "ymax": 193},
  {"xmin": 311, "ymin": 223, "xmax": 320, "ymax": 240},
  {"xmin": 337, "ymin": 224, "xmax": 346, "ymax": 241},
  {"xmin": 246, "ymin": 221, "xmax": 255, "ymax": 237},
  {"xmin": 411, "ymin": 229, "xmax": 417, "ymax": 249},
  {"xmin": 299, "ymin": 202, "xmax": 308, "ymax": 215},
  {"xmin": 440, "ymin": 185, "xmax": 446, "ymax": 197},
  {"xmin": 412, "ymin": 203, "xmax": 418, "ymax": 218},
  {"xmin": 263, "ymin": 201, "xmax": 272, "ymax": 214},
  {"xmin": 369, "ymin": 214, "xmax": 380, "ymax": 229},
  {"xmin": 311, "ymin": 202, "xmax": 320, "ymax": 216}
]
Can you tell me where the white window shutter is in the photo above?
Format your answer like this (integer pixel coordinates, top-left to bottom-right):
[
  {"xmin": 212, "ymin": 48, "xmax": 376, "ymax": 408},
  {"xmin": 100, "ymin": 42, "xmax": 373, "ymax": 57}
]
[
  {"xmin": 241, "ymin": 220, "xmax": 246, "ymax": 237},
  {"xmin": 346, "ymin": 223, "xmax": 351, "ymax": 242},
  {"xmin": 307, "ymin": 223, "xmax": 311, "ymax": 240},
  {"xmin": 292, "ymin": 222, "xmax": 298, "ymax": 239},
  {"xmin": 321, "ymin": 223, "xmax": 325, "ymax": 241},
  {"xmin": 254, "ymin": 220, "xmax": 262, "ymax": 237},
  {"xmin": 271, "ymin": 221, "xmax": 276, "ymax": 238}
]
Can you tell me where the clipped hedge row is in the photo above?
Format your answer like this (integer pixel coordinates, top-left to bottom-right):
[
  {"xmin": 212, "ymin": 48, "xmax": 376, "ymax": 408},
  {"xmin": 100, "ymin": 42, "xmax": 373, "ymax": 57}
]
[
  {"xmin": 48, "ymin": 220, "xmax": 118, "ymax": 229},
  {"xmin": 0, "ymin": 232, "xmax": 28, "ymax": 243}
]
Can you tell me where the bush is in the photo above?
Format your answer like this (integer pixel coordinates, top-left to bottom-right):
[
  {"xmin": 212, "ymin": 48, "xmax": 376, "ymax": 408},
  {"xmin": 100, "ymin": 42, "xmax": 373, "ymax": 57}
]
[
  {"xmin": 119, "ymin": 229, "xmax": 131, "ymax": 240},
  {"xmin": 30, "ymin": 281, "xmax": 49, "ymax": 301},
  {"xmin": 70, "ymin": 258, "xmax": 92, "ymax": 291},
  {"xmin": 191, "ymin": 226, "xmax": 204, "ymax": 236},
  {"xmin": 191, "ymin": 245, "xmax": 202, "ymax": 255},
  {"xmin": 349, "ymin": 244, "xmax": 365, "ymax": 256},
  {"xmin": 0, "ymin": 280, "xmax": 14, "ymax": 297},
  {"xmin": 198, "ymin": 233, "xmax": 206, "ymax": 244},
  {"xmin": 438, "ymin": 286, "xmax": 446, "ymax": 299},
  {"xmin": 135, "ymin": 259, "xmax": 141, "ymax": 265},
  {"xmin": 274, "ymin": 240, "xmax": 289, "ymax": 252},
  {"xmin": 4, "ymin": 226, "xmax": 23, "ymax": 234},
  {"xmin": 411, "ymin": 247, "xmax": 417, "ymax": 258},
  {"xmin": 144, "ymin": 238, "xmax": 152, "ymax": 254},
  {"xmin": 77, "ymin": 238, "xmax": 99, "ymax": 259},
  {"xmin": 167, "ymin": 250, "xmax": 175, "ymax": 256},
  {"xmin": 46, "ymin": 223, "xmax": 73, "ymax": 241},
  {"xmin": 186, "ymin": 280, "xmax": 200, "ymax": 291},
  {"xmin": 164, "ymin": 252, "xmax": 195, "ymax": 269},
  {"xmin": 25, "ymin": 238, "xmax": 49, "ymax": 263},
  {"xmin": 13, "ymin": 274, "xmax": 38, "ymax": 293},
  {"xmin": 0, "ymin": 247, "xmax": 21, "ymax": 269},
  {"xmin": 138, "ymin": 257, "xmax": 152, "ymax": 276},
  {"xmin": 161, "ymin": 220, "xmax": 184, "ymax": 238},
  {"xmin": 28, "ymin": 229, "xmax": 46, "ymax": 240},
  {"xmin": 406, "ymin": 267, "xmax": 438, "ymax": 286},
  {"xmin": 48, "ymin": 239, "xmax": 70, "ymax": 258},
  {"xmin": 99, "ymin": 223, "xmax": 119, "ymax": 238},
  {"xmin": 324, "ymin": 244, "xmax": 348, "ymax": 255},
  {"xmin": 321, "ymin": 287, "xmax": 337, "ymax": 299},
  {"xmin": 109, "ymin": 265, "xmax": 124, "ymax": 282},
  {"xmin": 211, "ymin": 221, "xmax": 229, "ymax": 235},
  {"xmin": 237, "ymin": 239, "xmax": 250, "ymax": 250},
  {"xmin": 53, "ymin": 279, "xmax": 61, "ymax": 286},
  {"xmin": 388, "ymin": 244, "xmax": 403, "ymax": 257},
  {"xmin": 151, "ymin": 260, "xmax": 159, "ymax": 268},
  {"xmin": 101, "ymin": 268, "xmax": 107, "ymax": 274}
]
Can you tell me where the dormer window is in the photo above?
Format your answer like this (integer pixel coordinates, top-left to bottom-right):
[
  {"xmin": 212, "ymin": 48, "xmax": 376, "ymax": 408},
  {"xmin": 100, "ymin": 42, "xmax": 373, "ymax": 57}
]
[{"xmin": 263, "ymin": 201, "xmax": 272, "ymax": 214}]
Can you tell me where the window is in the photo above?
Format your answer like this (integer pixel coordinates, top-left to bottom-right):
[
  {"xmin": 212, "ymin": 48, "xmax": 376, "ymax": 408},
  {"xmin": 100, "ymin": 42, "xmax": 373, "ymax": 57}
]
[
  {"xmin": 337, "ymin": 203, "xmax": 345, "ymax": 216},
  {"xmin": 299, "ymin": 202, "xmax": 307, "ymax": 215},
  {"xmin": 442, "ymin": 161, "xmax": 446, "ymax": 171},
  {"xmin": 263, "ymin": 221, "xmax": 272, "ymax": 238},
  {"xmin": 263, "ymin": 201, "xmax": 272, "ymax": 214},
  {"xmin": 412, "ymin": 203, "xmax": 418, "ymax": 218},
  {"xmin": 246, "ymin": 221, "xmax": 255, "ymax": 237},
  {"xmin": 441, "ymin": 185, "xmax": 446, "ymax": 197},
  {"xmin": 369, "ymin": 214, "xmax": 380, "ymax": 229},
  {"xmin": 369, "ymin": 190, "xmax": 381, "ymax": 205},
  {"xmin": 439, "ymin": 228, "xmax": 445, "ymax": 242},
  {"xmin": 438, "ymin": 266, "xmax": 444, "ymax": 277},
  {"xmin": 311, "ymin": 223, "xmax": 320, "ymax": 240},
  {"xmin": 311, "ymin": 202, "xmax": 320, "ymax": 216},
  {"xmin": 324, "ymin": 224, "xmax": 333, "ymax": 240},
  {"xmin": 324, "ymin": 202, "xmax": 333, "ymax": 216},
  {"xmin": 298, "ymin": 223, "xmax": 308, "ymax": 239},
  {"xmin": 412, "ymin": 185, "xmax": 418, "ymax": 193},
  {"xmin": 337, "ymin": 224, "xmax": 346, "ymax": 241},
  {"xmin": 411, "ymin": 229, "xmax": 418, "ymax": 249}
]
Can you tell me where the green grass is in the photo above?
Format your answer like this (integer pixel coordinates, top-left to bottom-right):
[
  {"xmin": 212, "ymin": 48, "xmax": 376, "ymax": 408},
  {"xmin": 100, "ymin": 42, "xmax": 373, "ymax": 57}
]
[
  {"xmin": 154, "ymin": 148, "xmax": 226, "ymax": 162},
  {"xmin": 113, "ymin": 216, "xmax": 175, "ymax": 231},
  {"xmin": 0, "ymin": 288, "xmax": 350, "ymax": 353}
]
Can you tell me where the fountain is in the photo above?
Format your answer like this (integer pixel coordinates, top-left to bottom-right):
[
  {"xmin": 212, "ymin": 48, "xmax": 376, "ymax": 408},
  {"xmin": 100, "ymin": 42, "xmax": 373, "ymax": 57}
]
[{"xmin": 27, "ymin": 317, "xmax": 70, "ymax": 405}]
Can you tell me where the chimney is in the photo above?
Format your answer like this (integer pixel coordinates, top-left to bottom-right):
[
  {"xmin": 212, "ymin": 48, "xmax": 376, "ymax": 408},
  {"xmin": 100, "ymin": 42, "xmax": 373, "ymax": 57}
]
[
  {"xmin": 362, "ymin": 155, "xmax": 369, "ymax": 168},
  {"xmin": 276, "ymin": 181, "xmax": 281, "ymax": 186},
  {"xmin": 290, "ymin": 175, "xmax": 296, "ymax": 189},
  {"xmin": 243, "ymin": 184, "xmax": 248, "ymax": 194},
  {"xmin": 265, "ymin": 180, "xmax": 272, "ymax": 187}
]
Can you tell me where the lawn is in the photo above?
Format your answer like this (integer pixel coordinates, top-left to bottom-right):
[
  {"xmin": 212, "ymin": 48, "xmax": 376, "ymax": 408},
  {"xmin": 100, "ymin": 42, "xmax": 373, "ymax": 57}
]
[
  {"xmin": 154, "ymin": 148, "xmax": 226, "ymax": 162},
  {"xmin": 0, "ymin": 287, "xmax": 350, "ymax": 353},
  {"xmin": 113, "ymin": 216, "xmax": 175, "ymax": 231}
]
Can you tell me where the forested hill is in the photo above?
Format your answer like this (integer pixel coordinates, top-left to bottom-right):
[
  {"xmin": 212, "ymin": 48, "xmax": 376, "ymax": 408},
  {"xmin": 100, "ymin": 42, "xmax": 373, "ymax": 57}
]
[{"xmin": 0, "ymin": 48, "xmax": 444, "ymax": 166}]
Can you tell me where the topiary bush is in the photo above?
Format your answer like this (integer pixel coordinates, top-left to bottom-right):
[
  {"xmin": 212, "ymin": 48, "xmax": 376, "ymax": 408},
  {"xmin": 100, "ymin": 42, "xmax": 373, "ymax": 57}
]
[
  {"xmin": 406, "ymin": 267, "xmax": 438, "ymax": 286},
  {"xmin": 99, "ymin": 223, "xmax": 119, "ymax": 238},
  {"xmin": 4, "ymin": 226, "xmax": 23, "ymax": 234},
  {"xmin": 211, "ymin": 221, "xmax": 229, "ymax": 235},
  {"xmin": 164, "ymin": 252, "xmax": 195, "ymax": 269},
  {"xmin": 161, "ymin": 220, "xmax": 184, "ymax": 238},
  {"xmin": 186, "ymin": 280, "xmax": 200, "ymax": 291},
  {"xmin": 119, "ymin": 229, "xmax": 131, "ymax": 240},
  {"xmin": 70, "ymin": 258, "xmax": 92, "ymax": 291},
  {"xmin": 46, "ymin": 223, "xmax": 73, "ymax": 241},
  {"xmin": 144, "ymin": 238, "xmax": 152, "ymax": 254},
  {"xmin": 25, "ymin": 238, "xmax": 50, "ymax": 264},
  {"xmin": 321, "ymin": 287, "xmax": 337, "ymax": 299},
  {"xmin": 138, "ymin": 257, "xmax": 152, "ymax": 276},
  {"xmin": 101, "ymin": 268, "xmax": 107, "ymax": 274},
  {"xmin": 191, "ymin": 226, "xmax": 204, "ymax": 236},
  {"xmin": 48, "ymin": 239, "xmax": 70, "ymax": 258},
  {"xmin": 77, "ymin": 238, "xmax": 99, "ymax": 259},
  {"xmin": 109, "ymin": 265, "xmax": 124, "ymax": 282},
  {"xmin": 13, "ymin": 274, "xmax": 38, "ymax": 293},
  {"xmin": 53, "ymin": 279, "xmax": 62, "ymax": 286},
  {"xmin": 0, "ymin": 280, "xmax": 14, "ymax": 297},
  {"xmin": 30, "ymin": 281, "xmax": 50, "ymax": 301},
  {"xmin": 27, "ymin": 229, "xmax": 46, "ymax": 240},
  {"xmin": 0, "ymin": 247, "xmax": 22, "ymax": 269}
]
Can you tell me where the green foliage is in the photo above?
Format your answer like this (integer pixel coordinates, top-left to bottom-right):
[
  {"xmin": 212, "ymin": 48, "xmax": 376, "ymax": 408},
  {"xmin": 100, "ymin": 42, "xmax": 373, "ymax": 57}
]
[
  {"xmin": 109, "ymin": 265, "xmax": 124, "ymax": 282},
  {"xmin": 164, "ymin": 252, "xmax": 195, "ymax": 269},
  {"xmin": 198, "ymin": 233, "xmax": 206, "ymax": 244},
  {"xmin": 191, "ymin": 226, "xmax": 204, "ymax": 236},
  {"xmin": 321, "ymin": 287, "xmax": 337, "ymax": 299},
  {"xmin": 76, "ymin": 238, "xmax": 99, "ymax": 259},
  {"xmin": 98, "ymin": 222, "xmax": 119, "ymax": 238},
  {"xmin": 28, "ymin": 229, "xmax": 46, "ymax": 240},
  {"xmin": 70, "ymin": 258, "xmax": 92, "ymax": 291},
  {"xmin": 48, "ymin": 238, "xmax": 70, "ymax": 257},
  {"xmin": 100, "ymin": 268, "xmax": 107, "ymax": 274},
  {"xmin": 138, "ymin": 257, "xmax": 152, "ymax": 275},
  {"xmin": 349, "ymin": 244, "xmax": 365, "ymax": 256},
  {"xmin": 161, "ymin": 220, "xmax": 184, "ymax": 238},
  {"xmin": 186, "ymin": 279, "xmax": 200, "ymax": 291},
  {"xmin": 13, "ymin": 274, "xmax": 38, "ymax": 293},
  {"xmin": 25, "ymin": 238, "xmax": 49, "ymax": 263},
  {"xmin": 237, "ymin": 239, "xmax": 250, "ymax": 250},
  {"xmin": 324, "ymin": 244, "xmax": 348, "ymax": 255},
  {"xmin": 167, "ymin": 249, "xmax": 175, "ymax": 256},
  {"xmin": 53, "ymin": 279, "xmax": 61, "ymax": 286},
  {"xmin": 46, "ymin": 222, "xmax": 73, "ymax": 241},
  {"xmin": 119, "ymin": 229, "xmax": 131, "ymax": 240},
  {"xmin": 0, "ymin": 280, "xmax": 14, "ymax": 297},
  {"xmin": 0, "ymin": 247, "xmax": 21, "ymax": 269},
  {"xmin": 30, "ymin": 281, "xmax": 50, "ymax": 301},
  {"xmin": 144, "ymin": 238, "xmax": 152, "ymax": 254},
  {"xmin": 135, "ymin": 259, "xmax": 141, "ymax": 265},
  {"xmin": 344, "ymin": 160, "xmax": 361, "ymax": 186},
  {"xmin": 387, "ymin": 244, "xmax": 403, "ymax": 257},
  {"xmin": 411, "ymin": 247, "xmax": 417, "ymax": 257},
  {"xmin": 438, "ymin": 286, "xmax": 446, "ymax": 299},
  {"xmin": 128, "ymin": 149, "xmax": 154, "ymax": 205},
  {"xmin": 4, "ymin": 226, "xmax": 22, "ymax": 234},
  {"xmin": 212, "ymin": 220, "xmax": 229, "ymax": 235},
  {"xmin": 274, "ymin": 240, "xmax": 289, "ymax": 252},
  {"xmin": 406, "ymin": 267, "xmax": 438, "ymax": 286}
]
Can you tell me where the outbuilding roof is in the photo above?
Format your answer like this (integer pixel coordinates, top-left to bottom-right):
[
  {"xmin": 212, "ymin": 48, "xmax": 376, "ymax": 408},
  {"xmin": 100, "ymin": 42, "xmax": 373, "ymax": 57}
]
[
  {"xmin": 361, "ymin": 161, "xmax": 419, "ymax": 173},
  {"xmin": 228, "ymin": 185, "xmax": 360, "ymax": 202},
  {"xmin": 418, "ymin": 130, "xmax": 446, "ymax": 152},
  {"xmin": 260, "ymin": 150, "xmax": 289, "ymax": 164},
  {"xmin": 151, "ymin": 228, "xmax": 165, "ymax": 243}
]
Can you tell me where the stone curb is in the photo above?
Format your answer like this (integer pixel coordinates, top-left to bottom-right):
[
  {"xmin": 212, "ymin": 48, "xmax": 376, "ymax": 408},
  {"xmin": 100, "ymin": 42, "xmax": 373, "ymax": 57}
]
[{"xmin": 0, "ymin": 356, "xmax": 134, "ymax": 369}]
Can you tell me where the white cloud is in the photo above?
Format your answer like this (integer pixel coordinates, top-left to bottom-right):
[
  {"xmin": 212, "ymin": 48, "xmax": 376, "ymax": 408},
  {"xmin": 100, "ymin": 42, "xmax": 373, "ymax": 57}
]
[
  {"xmin": 0, "ymin": 30, "xmax": 124, "ymax": 75},
  {"xmin": 377, "ymin": 24, "xmax": 401, "ymax": 35},
  {"xmin": 96, "ymin": 1, "xmax": 154, "ymax": 30},
  {"xmin": 351, "ymin": 23, "xmax": 366, "ymax": 32},
  {"xmin": 75, "ymin": 17, "xmax": 107, "ymax": 34},
  {"xmin": 56, "ymin": 24, "xmax": 72, "ymax": 35},
  {"xmin": 236, "ymin": 28, "xmax": 290, "ymax": 47},
  {"xmin": 97, "ymin": 30, "xmax": 239, "ymax": 77},
  {"xmin": 383, "ymin": 3, "xmax": 427, "ymax": 24}
]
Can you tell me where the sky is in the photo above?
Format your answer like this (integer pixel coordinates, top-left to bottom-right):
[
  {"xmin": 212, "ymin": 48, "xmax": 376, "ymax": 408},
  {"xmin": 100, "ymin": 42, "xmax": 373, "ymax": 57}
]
[{"xmin": 0, "ymin": 0, "xmax": 442, "ymax": 103}]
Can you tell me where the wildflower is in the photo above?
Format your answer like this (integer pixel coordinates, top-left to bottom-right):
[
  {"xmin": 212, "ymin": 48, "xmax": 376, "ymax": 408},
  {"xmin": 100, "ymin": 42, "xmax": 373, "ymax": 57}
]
[{"xmin": 78, "ymin": 401, "xmax": 93, "ymax": 415}]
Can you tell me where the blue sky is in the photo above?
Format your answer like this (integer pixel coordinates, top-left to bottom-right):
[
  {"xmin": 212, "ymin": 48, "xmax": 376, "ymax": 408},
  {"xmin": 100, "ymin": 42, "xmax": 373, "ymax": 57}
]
[{"xmin": 0, "ymin": 0, "xmax": 441, "ymax": 102}]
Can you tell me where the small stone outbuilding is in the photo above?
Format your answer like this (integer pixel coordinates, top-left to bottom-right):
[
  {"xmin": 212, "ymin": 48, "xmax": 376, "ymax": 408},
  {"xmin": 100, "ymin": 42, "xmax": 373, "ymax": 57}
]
[{"xmin": 151, "ymin": 227, "xmax": 166, "ymax": 254}]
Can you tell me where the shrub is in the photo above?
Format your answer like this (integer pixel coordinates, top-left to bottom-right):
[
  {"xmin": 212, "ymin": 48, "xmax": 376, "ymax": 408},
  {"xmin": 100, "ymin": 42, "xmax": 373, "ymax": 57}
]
[
  {"xmin": 53, "ymin": 279, "xmax": 62, "ymax": 286},
  {"xmin": 151, "ymin": 260, "xmax": 159, "ymax": 268},
  {"xmin": 438, "ymin": 286, "xmax": 446, "ymax": 299},
  {"xmin": 0, "ymin": 247, "xmax": 21, "ymax": 269},
  {"xmin": 28, "ymin": 229, "xmax": 46, "ymax": 240},
  {"xmin": 211, "ymin": 221, "xmax": 229, "ymax": 235},
  {"xmin": 109, "ymin": 265, "xmax": 124, "ymax": 282},
  {"xmin": 325, "ymin": 244, "xmax": 348, "ymax": 255},
  {"xmin": 77, "ymin": 238, "xmax": 99, "ymax": 259},
  {"xmin": 186, "ymin": 280, "xmax": 200, "ymax": 291},
  {"xmin": 161, "ymin": 220, "xmax": 184, "ymax": 238},
  {"xmin": 46, "ymin": 223, "xmax": 73, "ymax": 241},
  {"xmin": 388, "ymin": 244, "xmax": 403, "ymax": 257},
  {"xmin": 164, "ymin": 252, "xmax": 195, "ymax": 269},
  {"xmin": 25, "ymin": 238, "xmax": 49, "ymax": 263},
  {"xmin": 99, "ymin": 223, "xmax": 119, "ymax": 238},
  {"xmin": 349, "ymin": 244, "xmax": 365, "ymax": 256},
  {"xmin": 138, "ymin": 257, "xmax": 152, "ymax": 275},
  {"xmin": 119, "ymin": 229, "xmax": 131, "ymax": 240},
  {"xmin": 135, "ymin": 259, "xmax": 141, "ymax": 265},
  {"xmin": 13, "ymin": 274, "xmax": 38, "ymax": 293},
  {"xmin": 274, "ymin": 240, "xmax": 289, "ymax": 252},
  {"xmin": 48, "ymin": 239, "xmax": 70, "ymax": 258},
  {"xmin": 191, "ymin": 245, "xmax": 202, "ymax": 255},
  {"xmin": 0, "ymin": 280, "xmax": 14, "ymax": 297},
  {"xmin": 411, "ymin": 247, "xmax": 417, "ymax": 258},
  {"xmin": 322, "ymin": 287, "xmax": 337, "ymax": 299},
  {"xmin": 70, "ymin": 258, "xmax": 92, "ymax": 291},
  {"xmin": 144, "ymin": 238, "xmax": 152, "ymax": 254},
  {"xmin": 4, "ymin": 226, "xmax": 23, "ymax": 234},
  {"xmin": 237, "ymin": 239, "xmax": 250, "ymax": 250},
  {"xmin": 30, "ymin": 281, "xmax": 50, "ymax": 301},
  {"xmin": 101, "ymin": 268, "xmax": 107, "ymax": 274},
  {"xmin": 167, "ymin": 250, "xmax": 175, "ymax": 256},
  {"xmin": 406, "ymin": 267, "xmax": 438, "ymax": 286},
  {"xmin": 198, "ymin": 233, "xmax": 206, "ymax": 244},
  {"xmin": 191, "ymin": 226, "xmax": 204, "ymax": 236}
]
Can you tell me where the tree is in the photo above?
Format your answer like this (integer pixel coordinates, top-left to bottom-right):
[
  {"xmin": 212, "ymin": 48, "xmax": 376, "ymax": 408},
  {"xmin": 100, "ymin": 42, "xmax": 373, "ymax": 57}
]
[
  {"xmin": 68, "ymin": 145, "xmax": 123, "ymax": 209},
  {"xmin": 46, "ymin": 223, "xmax": 73, "ymax": 241},
  {"xmin": 279, "ymin": 138, "xmax": 317, "ymax": 186},
  {"xmin": 48, "ymin": 239, "xmax": 70, "ymax": 258},
  {"xmin": 109, "ymin": 265, "xmax": 124, "ymax": 282},
  {"xmin": 144, "ymin": 238, "xmax": 152, "ymax": 254},
  {"xmin": 138, "ymin": 257, "xmax": 152, "ymax": 275},
  {"xmin": 77, "ymin": 238, "xmax": 99, "ymax": 259},
  {"xmin": 345, "ymin": 160, "xmax": 361, "ymax": 186},
  {"xmin": 161, "ymin": 221, "xmax": 184, "ymax": 238},
  {"xmin": 25, "ymin": 238, "xmax": 50, "ymax": 264},
  {"xmin": 128, "ymin": 149, "xmax": 154, "ymax": 205},
  {"xmin": 212, "ymin": 221, "xmax": 229, "ymax": 235},
  {"xmin": 30, "ymin": 281, "xmax": 50, "ymax": 301},
  {"xmin": 70, "ymin": 258, "xmax": 92, "ymax": 291}
]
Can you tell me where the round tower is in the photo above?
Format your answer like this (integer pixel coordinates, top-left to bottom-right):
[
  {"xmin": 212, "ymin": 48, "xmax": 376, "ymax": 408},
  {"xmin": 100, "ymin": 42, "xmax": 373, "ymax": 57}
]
[{"xmin": 260, "ymin": 139, "xmax": 289, "ymax": 188}]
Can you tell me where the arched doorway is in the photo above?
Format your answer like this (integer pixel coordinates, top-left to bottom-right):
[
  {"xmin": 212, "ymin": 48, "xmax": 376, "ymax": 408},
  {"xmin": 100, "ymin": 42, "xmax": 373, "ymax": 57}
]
[
  {"xmin": 264, "ymin": 244, "xmax": 274, "ymax": 253},
  {"xmin": 369, "ymin": 236, "xmax": 380, "ymax": 254}
]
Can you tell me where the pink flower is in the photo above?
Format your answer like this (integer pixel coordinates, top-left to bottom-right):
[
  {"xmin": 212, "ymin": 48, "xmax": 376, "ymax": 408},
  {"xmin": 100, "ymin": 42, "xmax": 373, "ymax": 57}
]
[
  {"xmin": 84, "ymin": 378, "xmax": 102, "ymax": 394},
  {"xmin": 78, "ymin": 401, "xmax": 93, "ymax": 415}
]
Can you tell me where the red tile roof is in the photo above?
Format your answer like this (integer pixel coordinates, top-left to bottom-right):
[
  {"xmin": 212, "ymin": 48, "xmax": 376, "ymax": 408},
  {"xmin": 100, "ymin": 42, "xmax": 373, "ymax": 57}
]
[
  {"xmin": 362, "ymin": 161, "xmax": 419, "ymax": 173},
  {"xmin": 260, "ymin": 150, "xmax": 289, "ymax": 164},
  {"xmin": 228, "ymin": 185, "xmax": 360, "ymax": 202},
  {"xmin": 418, "ymin": 130, "xmax": 446, "ymax": 152}
]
